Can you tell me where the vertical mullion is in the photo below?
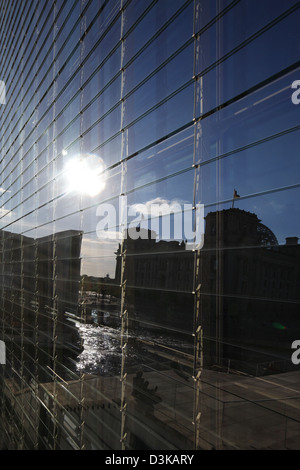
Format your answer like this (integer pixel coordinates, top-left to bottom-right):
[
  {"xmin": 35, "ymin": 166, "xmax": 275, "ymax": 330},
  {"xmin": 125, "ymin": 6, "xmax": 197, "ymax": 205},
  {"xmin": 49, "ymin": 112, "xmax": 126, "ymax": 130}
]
[
  {"xmin": 214, "ymin": 0, "xmax": 225, "ymax": 450},
  {"xmin": 79, "ymin": 0, "xmax": 85, "ymax": 450},
  {"xmin": 19, "ymin": 234, "xmax": 25, "ymax": 449},
  {"xmin": 119, "ymin": 0, "xmax": 129, "ymax": 451},
  {"xmin": 33, "ymin": 237, "xmax": 40, "ymax": 449},
  {"xmin": 52, "ymin": 235, "xmax": 59, "ymax": 450},
  {"xmin": 192, "ymin": 0, "xmax": 204, "ymax": 451}
]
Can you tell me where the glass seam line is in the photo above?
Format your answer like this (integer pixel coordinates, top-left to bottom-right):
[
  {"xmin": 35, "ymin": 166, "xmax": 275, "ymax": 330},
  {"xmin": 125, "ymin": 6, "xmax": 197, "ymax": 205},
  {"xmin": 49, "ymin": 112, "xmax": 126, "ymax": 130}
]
[
  {"xmin": 0, "ymin": 0, "xmax": 266, "ymax": 160},
  {"xmin": 0, "ymin": 0, "xmax": 192, "ymax": 160},
  {"xmin": 0, "ymin": 0, "xmax": 194, "ymax": 155},
  {"xmin": 0, "ymin": 0, "xmax": 50, "ymax": 93},
  {"xmin": 198, "ymin": 124, "xmax": 300, "ymax": 168},
  {"xmin": 0, "ymin": 68, "xmax": 191, "ymax": 186},
  {"xmin": 0, "ymin": 33, "xmax": 191, "ymax": 168},
  {"xmin": 0, "ymin": 0, "xmax": 286, "ymax": 129},
  {"xmin": 93, "ymin": 53, "xmax": 300, "ymax": 154},
  {"xmin": 0, "ymin": 0, "xmax": 25, "ymax": 79},
  {"xmin": 96, "ymin": 59, "xmax": 300, "ymax": 168},
  {"xmin": 0, "ymin": 0, "xmax": 118, "ymax": 137},
  {"xmin": 1, "ymin": 99, "xmax": 300, "ymax": 216},
  {"xmin": 0, "ymin": 162, "xmax": 194, "ymax": 227},
  {"xmin": 203, "ymin": 182, "xmax": 300, "ymax": 210},
  {"xmin": 199, "ymin": 291, "xmax": 300, "ymax": 306},
  {"xmin": 194, "ymin": 2, "xmax": 300, "ymax": 81},
  {"xmin": 0, "ymin": 0, "xmax": 52, "ymax": 111},
  {"xmin": 0, "ymin": 17, "xmax": 298, "ymax": 213},
  {"xmin": 0, "ymin": 0, "xmax": 49, "ymax": 78},
  {"xmin": 0, "ymin": 0, "xmax": 79, "ymax": 143},
  {"xmin": 198, "ymin": 376, "xmax": 300, "ymax": 424}
]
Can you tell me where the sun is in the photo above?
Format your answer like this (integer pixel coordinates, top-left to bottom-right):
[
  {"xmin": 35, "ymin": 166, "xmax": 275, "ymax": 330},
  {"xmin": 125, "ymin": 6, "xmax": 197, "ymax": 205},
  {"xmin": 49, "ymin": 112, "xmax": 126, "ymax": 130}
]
[{"xmin": 64, "ymin": 154, "xmax": 106, "ymax": 197}]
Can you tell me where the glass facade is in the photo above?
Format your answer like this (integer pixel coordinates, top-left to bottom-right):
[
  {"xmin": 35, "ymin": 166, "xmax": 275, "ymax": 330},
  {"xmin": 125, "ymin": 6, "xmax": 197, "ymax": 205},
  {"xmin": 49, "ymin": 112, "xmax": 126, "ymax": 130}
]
[{"xmin": 0, "ymin": 0, "xmax": 299, "ymax": 451}]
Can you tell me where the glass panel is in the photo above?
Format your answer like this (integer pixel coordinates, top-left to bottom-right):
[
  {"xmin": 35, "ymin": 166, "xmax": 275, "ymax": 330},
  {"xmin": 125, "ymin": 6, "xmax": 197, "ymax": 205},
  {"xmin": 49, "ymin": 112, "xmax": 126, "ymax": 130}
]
[
  {"xmin": 81, "ymin": 13, "xmax": 121, "ymax": 63},
  {"xmin": 81, "ymin": 44, "xmax": 121, "ymax": 92},
  {"xmin": 123, "ymin": 0, "xmax": 188, "ymax": 64},
  {"xmin": 81, "ymin": 104, "xmax": 122, "ymax": 159},
  {"xmin": 194, "ymin": 67, "xmax": 300, "ymax": 164},
  {"xmin": 1, "ymin": 0, "xmax": 300, "ymax": 452},
  {"xmin": 126, "ymin": 83, "xmax": 194, "ymax": 157},
  {"xmin": 123, "ymin": 2, "xmax": 194, "ymax": 96},
  {"xmin": 199, "ymin": 187, "xmax": 300, "ymax": 370},
  {"xmin": 195, "ymin": 7, "xmax": 300, "ymax": 116},
  {"xmin": 123, "ymin": 43, "xmax": 194, "ymax": 127},
  {"xmin": 123, "ymin": 289, "xmax": 195, "ymax": 450},
  {"xmin": 124, "ymin": 125, "xmax": 194, "ymax": 193},
  {"xmin": 81, "ymin": 77, "xmax": 121, "ymax": 134}
]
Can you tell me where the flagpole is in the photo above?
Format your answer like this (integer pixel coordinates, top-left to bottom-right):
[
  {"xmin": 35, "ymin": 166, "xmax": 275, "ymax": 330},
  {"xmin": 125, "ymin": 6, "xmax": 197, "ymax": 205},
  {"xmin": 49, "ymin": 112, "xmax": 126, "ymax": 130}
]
[{"xmin": 232, "ymin": 189, "xmax": 240, "ymax": 209}]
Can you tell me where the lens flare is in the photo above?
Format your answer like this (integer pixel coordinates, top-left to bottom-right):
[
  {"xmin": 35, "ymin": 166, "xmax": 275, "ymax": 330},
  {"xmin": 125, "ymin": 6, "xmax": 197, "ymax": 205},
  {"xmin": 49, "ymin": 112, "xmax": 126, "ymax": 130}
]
[{"xmin": 272, "ymin": 322, "xmax": 287, "ymax": 330}]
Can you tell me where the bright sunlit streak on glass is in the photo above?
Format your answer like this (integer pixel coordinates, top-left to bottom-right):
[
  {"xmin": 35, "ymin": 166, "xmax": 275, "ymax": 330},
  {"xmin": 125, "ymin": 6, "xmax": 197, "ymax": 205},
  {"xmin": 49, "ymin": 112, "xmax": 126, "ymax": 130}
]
[{"xmin": 64, "ymin": 154, "xmax": 106, "ymax": 197}]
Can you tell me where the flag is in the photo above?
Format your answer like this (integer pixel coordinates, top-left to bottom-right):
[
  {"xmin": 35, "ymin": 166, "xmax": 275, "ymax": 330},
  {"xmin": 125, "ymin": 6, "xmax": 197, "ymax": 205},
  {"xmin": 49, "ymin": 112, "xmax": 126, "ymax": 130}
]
[{"xmin": 232, "ymin": 189, "xmax": 240, "ymax": 208}]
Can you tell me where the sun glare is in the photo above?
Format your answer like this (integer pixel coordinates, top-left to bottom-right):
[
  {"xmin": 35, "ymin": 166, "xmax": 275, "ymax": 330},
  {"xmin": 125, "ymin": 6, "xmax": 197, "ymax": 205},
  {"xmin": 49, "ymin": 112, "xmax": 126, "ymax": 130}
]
[{"xmin": 64, "ymin": 154, "xmax": 106, "ymax": 197}]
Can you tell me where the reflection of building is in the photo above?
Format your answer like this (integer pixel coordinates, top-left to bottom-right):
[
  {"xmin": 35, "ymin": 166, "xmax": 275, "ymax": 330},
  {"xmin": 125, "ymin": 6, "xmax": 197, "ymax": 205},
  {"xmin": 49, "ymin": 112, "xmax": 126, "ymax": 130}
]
[
  {"xmin": 115, "ymin": 228, "xmax": 194, "ymax": 291},
  {"xmin": 114, "ymin": 228, "xmax": 195, "ymax": 333},
  {"xmin": 0, "ymin": 229, "xmax": 83, "ymax": 379},
  {"xmin": 200, "ymin": 209, "xmax": 300, "ymax": 370},
  {"xmin": 1, "ymin": 213, "xmax": 299, "ymax": 449},
  {"xmin": 114, "ymin": 211, "xmax": 300, "ymax": 373}
]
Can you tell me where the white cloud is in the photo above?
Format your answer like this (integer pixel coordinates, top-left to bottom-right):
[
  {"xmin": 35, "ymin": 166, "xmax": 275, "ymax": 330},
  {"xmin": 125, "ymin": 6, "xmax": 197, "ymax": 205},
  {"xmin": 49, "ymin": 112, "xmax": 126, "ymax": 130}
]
[
  {"xmin": 0, "ymin": 207, "xmax": 12, "ymax": 217},
  {"xmin": 130, "ymin": 197, "xmax": 187, "ymax": 219}
]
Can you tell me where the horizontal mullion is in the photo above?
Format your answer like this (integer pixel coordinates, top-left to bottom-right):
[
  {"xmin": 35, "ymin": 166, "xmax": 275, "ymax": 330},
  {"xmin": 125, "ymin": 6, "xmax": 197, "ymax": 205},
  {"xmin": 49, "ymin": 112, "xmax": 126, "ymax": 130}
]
[
  {"xmin": 0, "ymin": 3, "xmax": 52, "ymax": 126},
  {"xmin": 122, "ymin": 79, "xmax": 194, "ymax": 132},
  {"xmin": 122, "ymin": 0, "xmax": 193, "ymax": 70},
  {"xmin": 194, "ymin": 2, "xmax": 300, "ymax": 83},
  {"xmin": 199, "ymin": 290, "xmax": 300, "ymax": 306},
  {"xmin": 203, "ymin": 182, "xmax": 300, "ymax": 212},
  {"xmin": 199, "ymin": 124, "xmax": 300, "ymax": 170},
  {"xmin": 0, "ymin": 0, "xmax": 28, "ymax": 80}
]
